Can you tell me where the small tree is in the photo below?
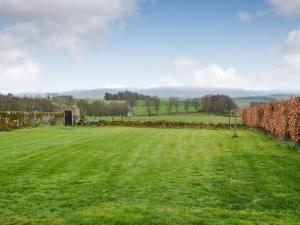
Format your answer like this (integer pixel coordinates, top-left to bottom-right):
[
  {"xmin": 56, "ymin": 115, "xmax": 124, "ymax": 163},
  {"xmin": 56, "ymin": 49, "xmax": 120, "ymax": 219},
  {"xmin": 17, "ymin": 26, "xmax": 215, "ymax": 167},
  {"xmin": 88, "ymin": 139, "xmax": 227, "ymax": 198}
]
[
  {"xmin": 174, "ymin": 98, "xmax": 180, "ymax": 114},
  {"xmin": 192, "ymin": 98, "xmax": 201, "ymax": 112},
  {"xmin": 145, "ymin": 98, "xmax": 152, "ymax": 116},
  {"xmin": 107, "ymin": 102, "xmax": 129, "ymax": 117},
  {"xmin": 77, "ymin": 99, "xmax": 90, "ymax": 117},
  {"xmin": 184, "ymin": 98, "xmax": 191, "ymax": 113},
  {"xmin": 168, "ymin": 97, "xmax": 173, "ymax": 114},
  {"xmin": 90, "ymin": 100, "xmax": 105, "ymax": 119},
  {"xmin": 153, "ymin": 96, "xmax": 160, "ymax": 115}
]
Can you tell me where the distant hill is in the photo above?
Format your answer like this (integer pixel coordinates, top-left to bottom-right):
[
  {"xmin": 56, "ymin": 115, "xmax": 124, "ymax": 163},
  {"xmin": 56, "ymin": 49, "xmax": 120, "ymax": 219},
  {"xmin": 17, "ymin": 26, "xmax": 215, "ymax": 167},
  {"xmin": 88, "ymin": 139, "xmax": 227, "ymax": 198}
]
[
  {"xmin": 268, "ymin": 94, "xmax": 298, "ymax": 101},
  {"xmin": 16, "ymin": 87, "xmax": 300, "ymax": 100},
  {"xmin": 233, "ymin": 94, "xmax": 299, "ymax": 108},
  {"xmin": 233, "ymin": 96, "xmax": 276, "ymax": 108},
  {"xmin": 62, "ymin": 87, "xmax": 300, "ymax": 99}
]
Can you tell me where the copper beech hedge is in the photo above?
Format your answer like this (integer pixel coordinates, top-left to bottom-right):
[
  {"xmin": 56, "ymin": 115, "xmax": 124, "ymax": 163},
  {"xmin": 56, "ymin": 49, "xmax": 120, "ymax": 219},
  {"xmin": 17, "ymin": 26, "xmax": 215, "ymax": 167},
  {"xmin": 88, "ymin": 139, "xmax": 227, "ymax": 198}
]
[{"xmin": 241, "ymin": 98, "xmax": 300, "ymax": 143}]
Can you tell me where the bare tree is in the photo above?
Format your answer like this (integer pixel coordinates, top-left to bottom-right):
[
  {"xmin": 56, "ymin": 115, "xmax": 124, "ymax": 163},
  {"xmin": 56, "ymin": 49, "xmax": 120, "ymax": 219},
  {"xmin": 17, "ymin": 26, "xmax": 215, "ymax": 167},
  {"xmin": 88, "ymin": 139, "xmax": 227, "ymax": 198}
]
[
  {"xmin": 184, "ymin": 98, "xmax": 191, "ymax": 113},
  {"xmin": 77, "ymin": 99, "xmax": 90, "ymax": 117},
  {"xmin": 168, "ymin": 97, "xmax": 173, "ymax": 114},
  {"xmin": 192, "ymin": 98, "xmax": 201, "ymax": 112},
  {"xmin": 174, "ymin": 98, "xmax": 180, "ymax": 114},
  {"xmin": 153, "ymin": 96, "xmax": 160, "ymax": 115},
  {"xmin": 145, "ymin": 98, "xmax": 152, "ymax": 116}
]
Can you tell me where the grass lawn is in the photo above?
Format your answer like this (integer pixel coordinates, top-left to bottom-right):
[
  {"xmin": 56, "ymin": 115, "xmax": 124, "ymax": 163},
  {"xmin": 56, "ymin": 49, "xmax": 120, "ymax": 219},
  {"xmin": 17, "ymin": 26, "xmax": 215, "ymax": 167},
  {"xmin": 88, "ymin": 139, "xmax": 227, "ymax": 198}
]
[
  {"xmin": 89, "ymin": 113, "xmax": 241, "ymax": 124},
  {"xmin": 0, "ymin": 127, "xmax": 300, "ymax": 224}
]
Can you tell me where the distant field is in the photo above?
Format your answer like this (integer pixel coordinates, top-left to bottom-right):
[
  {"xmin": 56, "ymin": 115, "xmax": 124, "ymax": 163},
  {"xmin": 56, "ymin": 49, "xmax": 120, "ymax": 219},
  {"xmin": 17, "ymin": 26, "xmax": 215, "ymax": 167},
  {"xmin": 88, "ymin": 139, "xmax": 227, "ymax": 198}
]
[
  {"xmin": 91, "ymin": 113, "xmax": 241, "ymax": 124},
  {"xmin": 132, "ymin": 100, "xmax": 197, "ymax": 116},
  {"xmin": 233, "ymin": 97, "xmax": 275, "ymax": 108},
  {"xmin": 86, "ymin": 96, "xmax": 283, "ymax": 112},
  {"xmin": 1, "ymin": 127, "xmax": 300, "ymax": 224},
  {"xmin": 98, "ymin": 99, "xmax": 246, "ymax": 115},
  {"xmin": 108, "ymin": 99, "xmax": 246, "ymax": 115}
]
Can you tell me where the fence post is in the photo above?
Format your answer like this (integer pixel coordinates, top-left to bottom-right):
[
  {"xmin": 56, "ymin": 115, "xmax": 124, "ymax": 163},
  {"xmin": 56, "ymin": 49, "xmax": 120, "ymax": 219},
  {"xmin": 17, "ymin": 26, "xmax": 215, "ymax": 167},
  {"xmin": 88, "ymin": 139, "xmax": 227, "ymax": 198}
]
[
  {"xmin": 232, "ymin": 110, "xmax": 239, "ymax": 138},
  {"xmin": 229, "ymin": 110, "xmax": 232, "ymax": 130}
]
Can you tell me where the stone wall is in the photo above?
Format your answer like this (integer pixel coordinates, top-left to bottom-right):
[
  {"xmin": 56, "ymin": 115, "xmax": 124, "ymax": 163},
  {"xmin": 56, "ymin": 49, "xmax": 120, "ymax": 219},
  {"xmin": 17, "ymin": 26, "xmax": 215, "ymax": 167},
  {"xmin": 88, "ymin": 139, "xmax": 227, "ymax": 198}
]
[{"xmin": 0, "ymin": 111, "xmax": 64, "ymax": 130}]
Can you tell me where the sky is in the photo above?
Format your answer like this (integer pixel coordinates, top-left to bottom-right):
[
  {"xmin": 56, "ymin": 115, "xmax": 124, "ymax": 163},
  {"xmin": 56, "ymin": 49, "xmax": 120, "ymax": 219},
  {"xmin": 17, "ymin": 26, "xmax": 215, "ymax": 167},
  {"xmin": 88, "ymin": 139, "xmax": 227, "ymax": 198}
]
[{"xmin": 1, "ymin": 0, "xmax": 300, "ymax": 93}]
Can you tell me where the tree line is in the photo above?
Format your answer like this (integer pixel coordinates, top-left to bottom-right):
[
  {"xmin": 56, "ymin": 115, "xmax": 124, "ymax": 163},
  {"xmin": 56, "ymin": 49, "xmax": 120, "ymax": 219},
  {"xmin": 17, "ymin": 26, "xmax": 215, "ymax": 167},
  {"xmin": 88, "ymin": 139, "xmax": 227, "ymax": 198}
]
[
  {"xmin": 77, "ymin": 99, "xmax": 129, "ymax": 117},
  {"xmin": 0, "ymin": 94, "xmax": 82, "ymax": 112},
  {"xmin": 104, "ymin": 91, "xmax": 152, "ymax": 101},
  {"xmin": 104, "ymin": 91, "xmax": 159, "ymax": 107},
  {"xmin": 0, "ymin": 94, "xmax": 57, "ymax": 112},
  {"xmin": 0, "ymin": 92, "xmax": 237, "ymax": 117},
  {"xmin": 167, "ymin": 95, "xmax": 237, "ymax": 115},
  {"xmin": 199, "ymin": 95, "xmax": 238, "ymax": 115}
]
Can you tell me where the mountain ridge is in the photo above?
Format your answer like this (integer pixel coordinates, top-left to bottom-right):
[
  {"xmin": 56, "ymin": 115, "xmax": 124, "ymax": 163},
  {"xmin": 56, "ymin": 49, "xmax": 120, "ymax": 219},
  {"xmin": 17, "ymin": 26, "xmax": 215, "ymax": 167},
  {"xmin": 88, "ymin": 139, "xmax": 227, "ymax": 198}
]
[{"xmin": 16, "ymin": 87, "xmax": 300, "ymax": 99}]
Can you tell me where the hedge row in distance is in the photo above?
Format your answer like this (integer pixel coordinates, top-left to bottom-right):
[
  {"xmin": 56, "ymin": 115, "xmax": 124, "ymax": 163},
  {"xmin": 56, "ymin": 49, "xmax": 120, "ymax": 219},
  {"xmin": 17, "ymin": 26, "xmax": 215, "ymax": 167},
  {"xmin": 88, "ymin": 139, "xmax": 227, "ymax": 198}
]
[
  {"xmin": 79, "ymin": 119, "xmax": 239, "ymax": 129},
  {"xmin": 241, "ymin": 98, "xmax": 300, "ymax": 143}
]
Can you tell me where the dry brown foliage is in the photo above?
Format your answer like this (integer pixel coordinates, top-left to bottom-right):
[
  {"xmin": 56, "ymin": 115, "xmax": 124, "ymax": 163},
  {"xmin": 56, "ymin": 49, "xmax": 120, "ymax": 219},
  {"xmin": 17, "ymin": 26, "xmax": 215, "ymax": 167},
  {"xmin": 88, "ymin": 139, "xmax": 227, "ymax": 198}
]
[{"xmin": 242, "ymin": 98, "xmax": 300, "ymax": 143}]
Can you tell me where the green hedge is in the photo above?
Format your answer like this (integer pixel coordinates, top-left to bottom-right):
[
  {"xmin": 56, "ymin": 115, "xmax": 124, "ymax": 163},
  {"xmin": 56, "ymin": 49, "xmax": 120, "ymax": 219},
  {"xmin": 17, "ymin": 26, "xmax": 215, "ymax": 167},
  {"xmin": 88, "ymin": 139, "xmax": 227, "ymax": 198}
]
[{"xmin": 80, "ymin": 120, "xmax": 241, "ymax": 129}]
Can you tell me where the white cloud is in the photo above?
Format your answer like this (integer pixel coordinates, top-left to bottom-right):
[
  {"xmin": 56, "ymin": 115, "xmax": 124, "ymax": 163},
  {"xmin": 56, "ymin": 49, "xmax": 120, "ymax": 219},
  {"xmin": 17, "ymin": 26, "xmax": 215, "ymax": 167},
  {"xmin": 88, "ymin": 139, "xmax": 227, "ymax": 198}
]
[
  {"xmin": 163, "ymin": 57, "xmax": 298, "ymax": 90},
  {"xmin": 0, "ymin": 49, "xmax": 42, "ymax": 93},
  {"xmin": 45, "ymin": 34, "xmax": 85, "ymax": 61},
  {"xmin": 268, "ymin": 0, "xmax": 300, "ymax": 18},
  {"xmin": 285, "ymin": 29, "xmax": 300, "ymax": 53},
  {"xmin": 0, "ymin": 0, "xmax": 146, "ymax": 92},
  {"xmin": 279, "ymin": 28, "xmax": 300, "ymax": 71},
  {"xmin": 258, "ymin": 28, "xmax": 300, "ymax": 90},
  {"xmin": 0, "ymin": 0, "xmax": 141, "ymax": 59},
  {"xmin": 237, "ymin": 10, "xmax": 272, "ymax": 22},
  {"xmin": 172, "ymin": 57, "xmax": 199, "ymax": 70},
  {"xmin": 188, "ymin": 64, "xmax": 242, "ymax": 87},
  {"xmin": 238, "ymin": 0, "xmax": 300, "ymax": 22},
  {"xmin": 0, "ymin": 0, "xmax": 138, "ymax": 20},
  {"xmin": 283, "ymin": 54, "xmax": 300, "ymax": 69},
  {"xmin": 238, "ymin": 11, "xmax": 252, "ymax": 22},
  {"xmin": 163, "ymin": 57, "xmax": 253, "ymax": 88},
  {"xmin": 165, "ymin": 56, "xmax": 200, "ymax": 72},
  {"xmin": 0, "ymin": 23, "xmax": 38, "ymax": 50}
]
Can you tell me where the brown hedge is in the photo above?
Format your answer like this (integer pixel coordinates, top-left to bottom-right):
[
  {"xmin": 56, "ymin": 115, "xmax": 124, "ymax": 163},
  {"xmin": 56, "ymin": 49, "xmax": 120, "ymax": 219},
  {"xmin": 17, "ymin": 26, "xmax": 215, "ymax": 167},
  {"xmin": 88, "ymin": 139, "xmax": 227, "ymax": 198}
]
[
  {"xmin": 0, "ymin": 111, "xmax": 64, "ymax": 130},
  {"xmin": 241, "ymin": 98, "xmax": 300, "ymax": 143}
]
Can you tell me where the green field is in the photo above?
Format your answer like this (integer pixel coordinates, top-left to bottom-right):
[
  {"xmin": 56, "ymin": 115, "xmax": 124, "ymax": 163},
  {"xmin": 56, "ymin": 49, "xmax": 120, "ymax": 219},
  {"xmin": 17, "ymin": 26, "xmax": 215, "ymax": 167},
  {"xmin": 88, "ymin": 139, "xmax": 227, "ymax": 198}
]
[
  {"xmin": 233, "ymin": 97, "xmax": 275, "ymax": 109},
  {"xmin": 90, "ymin": 113, "xmax": 241, "ymax": 124},
  {"xmin": 133, "ymin": 99, "xmax": 244, "ymax": 115},
  {"xmin": 132, "ymin": 100, "xmax": 197, "ymax": 116},
  {"xmin": 1, "ymin": 127, "xmax": 300, "ymax": 224}
]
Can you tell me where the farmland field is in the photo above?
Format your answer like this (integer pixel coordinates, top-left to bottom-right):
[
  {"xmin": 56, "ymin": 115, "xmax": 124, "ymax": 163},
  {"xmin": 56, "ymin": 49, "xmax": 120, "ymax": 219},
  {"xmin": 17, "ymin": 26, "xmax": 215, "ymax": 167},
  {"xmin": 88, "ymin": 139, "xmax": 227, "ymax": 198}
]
[
  {"xmin": 1, "ymin": 127, "xmax": 300, "ymax": 224},
  {"xmin": 132, "ymin": 100, "xmax": 244, "ymax": 115},
  {"xmin": 132, "ymin": 100, "xmax": 198, "ymax": 116},
  {"xmin": 89, "ymin": 113, "xmax": 241, "ymax": 124}
]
